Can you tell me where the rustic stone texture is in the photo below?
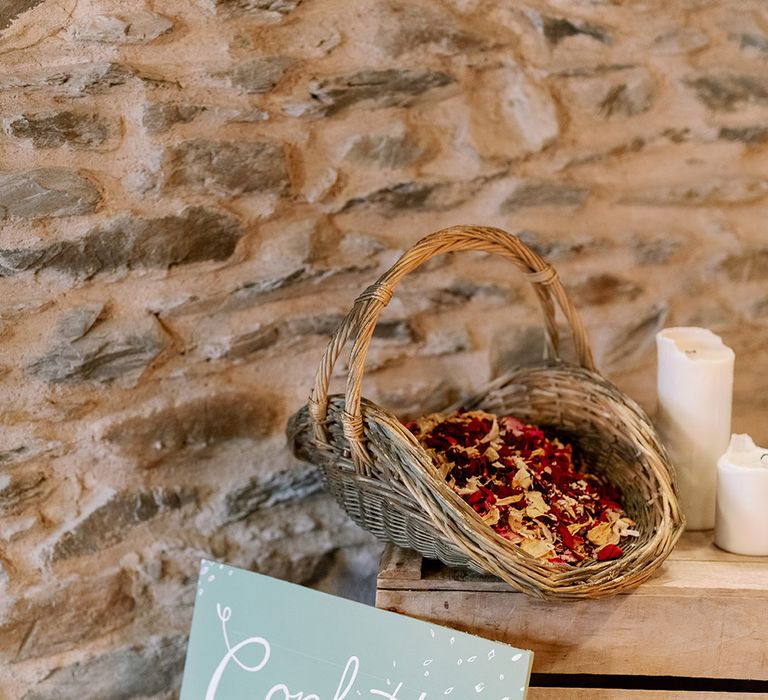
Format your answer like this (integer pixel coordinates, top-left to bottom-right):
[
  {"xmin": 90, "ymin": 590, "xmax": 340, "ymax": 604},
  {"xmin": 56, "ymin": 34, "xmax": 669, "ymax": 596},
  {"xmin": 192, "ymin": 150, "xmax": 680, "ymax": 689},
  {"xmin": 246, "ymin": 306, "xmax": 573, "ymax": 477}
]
[
  {"xmin": 515, "ymin": 230, "xmax": 604, "ymax": 260},
  {"xmin": 142, "ymin": 103, "xmax": 205, "ymax": 134},
  {"xmin": 2, "ymin": 0, "xmax": 768, "ymax": 694},
  {"xmin": 376, "ymin": 0, "xmax": 485, "ymax": 57},
  {"xmin": 719, "ymin": 125, "xmax": 768, "ymax": 144},
  {"xmin": 0, "ymin": 62, "xmax": 135, "ymax": 96},
  {"xmin": 0, "ymin": 0, "xmax": 43, "ymax": 30},
  {"xmin": 306, "ymin": 68, "xmax": 455, "ymax": 116},
  {"xmin": 605, "ymin": 304, "xmax": 669, "ymax": 367},
  {"xmin": 8, "ymin": 111, "xmax": 110, "ymax": 148},
  {"xmin": 341, "ymin": 177, "xmax": 485, "ymax": 213},
  {"xmin": 686, "ymin": 74, "xmax": 768, "ymax": 111},
  {"xmin": 28, "ymin": 320, "xmax": 166, "ymax": 383},
  {"xmin": 23, "ymin": 636, "xmax": 186, "ymax": 700},
  {"xmin": 0, "ymin": 470, "xmax": 50, "ymax": 514},
  {"xmin": 344, "ymin": 132, "xmax": 428, "ymax": 168},
  {"xmin": 214, "ymin": 0, "xmax": 301, "ymax": 14},
  {"xmin": 501, "ymin": 181, "xmax": 588, "ymax": 210},
  {"xmin": 230, "ymin": 56, "xmax": 296, "ymax": 93},
  {"xmin": 631, "ymin": 237, "xmax": 683, "ymax": 266},
  {"xmin": 203, "ymin": 324, "xmax": 280, "ymax": 359},
  {"xmin": 721, "ymin": 248, "xmax": 768, "ymax": 282},
  {"xmin": 376, "ymin": 377, "xmax": 460, "ymax": 418},
  {"xmin": 651, "ymin": 27, "xmax": 709, "ymax": 54},
  {"xmin": 490, "ymin": 326, "xmax": 547, "ymax": 378},
  {"xmin": 50, "ymin": 490, "xmax": 192, "ymax": 560},
  {"xmin": 165, "ymin": 140, "xmax": 290, "ymax": 194},
  {"xmin": 104, "ymin": 392, "xmax": 279, "ymax": 466},
  {"xmin": 0, "ymin": 168, "xmax": 100, "ymax": 219},
  {"xmin": 570, "ymin": 273, "xmax": 642, "ymax": 306},
  {"xmin": 562, "ymin": 67, "xmax": 655, "ymax": 119},
  {"xmin": 71, "ymin": 12, "xmax": 173, "ymax": 44},
  {"xmin": 541, "ymin": 16, "xmax": 610, "ymax": 45},
  {"xmin": 468, "ymin": 66, "xmax": 559, "ymax": 158},
  {"xmin": 56, "ymin": 304, "xmax": 105, "ymax": 341},
  {"xmin": 621, "ymin": 177, "xmax": 768, "ymax": 206},
  {"xmin": 732, "ymin": 32, "xmax": 768, "ymax": 55},
  {"xmin": 0, "ymin": 207, "xmax": 242, "ymax": 277},
  {"xmin": 0, "ymin": 569, "xmax": 136, "ymax": 661},
  {"xmin": 224, "ymin": 464, "xmax": 323, "ymax": 522}
]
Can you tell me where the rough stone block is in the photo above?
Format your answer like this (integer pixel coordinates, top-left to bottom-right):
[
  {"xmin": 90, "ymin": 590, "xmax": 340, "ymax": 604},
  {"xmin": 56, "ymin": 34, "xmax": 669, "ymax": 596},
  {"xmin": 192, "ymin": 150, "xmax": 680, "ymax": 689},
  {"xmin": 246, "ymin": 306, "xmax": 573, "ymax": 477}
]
[
  {"xmin": 213, "ymin": 0, "xmax": 301, "ymax": 14},
  {"xmin": 224, "ymin": 464, "xmax": 323, "ymax": 523},
  {"xmin": 721, "ymin": 248, "xmax": 768, "ymax": 282},
  {"xmin": 621, "ymin": 177, "xmax": 768, "ymax": 206},
  {"xmin": 686, "ymin": 73, "xmax": 768, "ymax": 111},
  {"xmin": 501, "ymin": 181, "xmax": 589, "ymax": 210},
  {"xmin": 7, "ymin": 111, "xmax": 111, "ymax": 148},
  {"xmin": 203, "ymin": 324, "xmax": 280, "ymax": 359},
  {"xmin": 569, "ymin": 273, "xmax": 642, "ymax": 306},
  {"xmin": 719, "ymin": 125, "xmax": 768, "ymax": 144},
  {"xmin": 605, "ymin": 304, "xmax": 669, "ymax": 367},
  {"xmin": 230, "ymin": 56, "xmax": 296, "ymax": 93},
  {"xmin": 0, "ymin": 569, "xmax": 136, "ymax": 661},
  {"xmin": 0, "ymin": 168, "xmax": 100, "ymax": 219},
  {"xmin": 306, "ymin": 68, "xmax": 455, "ymax": 116},
  {"xmin": 344, "ymin": 131, "xmax": 428, "ymax": 168},
  {"xmin": 0, "ymin": 207, "xmax": 242, "ymax": 278},
  {"xmin": 376, "ymin": 0, "xmax": 485, "ymax": 57},
  {"xmin": 71, "ymin": 12, "xmax": 173, "ymax": 44},
  {"xmin": 142, "ymin": 103, "xmax": 205, "ymax": 135},
  {"xmin": 341, "ymin": 178, "xmax": 481, "ymax": 213},
  {"xmin": 541, "ymin": 16, "xmax": 609, "ymax": 45},
  {"xmin": 55, "ymin": 304, "xmax": 105, "ymax": 341},
  {"xmin": 22, "ymin": 635, "xmax": 186, "ymax": 700},
  {"xmin": 104, "ymin": 392, "xmax": 279, "ymax": 466},
  {"xmin": 562, "ymin": 67, "xmax": 655, "ymax": 119},
  {"xmin": 164, "ymin": 140, "xmax": 290, "ymax": 194},
  {"xmin": 28, "ymin": 319, "xmax": 166, "ymax": 383},
  {"xmin": 0, "ymin": 470, "xmax": 50, "ymax": 514},
  {"xmin": 469, "ymin": 66, "xmax": 559, "ymax": 158},
  {"xmin": 49, "ymin": 489, "xmax": 192, "ymax": 560},
  {"xmin": 490, "ymin": 325, "xmax": 548, "ymax": 378}
]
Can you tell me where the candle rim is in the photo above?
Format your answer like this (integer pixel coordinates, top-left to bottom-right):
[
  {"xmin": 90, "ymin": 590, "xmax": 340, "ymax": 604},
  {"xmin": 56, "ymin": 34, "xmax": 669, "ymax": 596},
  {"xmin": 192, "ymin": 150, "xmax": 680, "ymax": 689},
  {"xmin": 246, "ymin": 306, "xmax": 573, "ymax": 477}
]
[{"xmin": 656, "ymin": 326, "xmax": 735, "ymax": 362}]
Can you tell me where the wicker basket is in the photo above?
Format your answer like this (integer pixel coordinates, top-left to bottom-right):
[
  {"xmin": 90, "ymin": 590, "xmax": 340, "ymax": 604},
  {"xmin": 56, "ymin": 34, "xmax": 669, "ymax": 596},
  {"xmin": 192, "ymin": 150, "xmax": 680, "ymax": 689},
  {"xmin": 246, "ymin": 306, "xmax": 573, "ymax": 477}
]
[{"xmin": 288, "ymin": 225, "xmax": 684, "ymax": 599}]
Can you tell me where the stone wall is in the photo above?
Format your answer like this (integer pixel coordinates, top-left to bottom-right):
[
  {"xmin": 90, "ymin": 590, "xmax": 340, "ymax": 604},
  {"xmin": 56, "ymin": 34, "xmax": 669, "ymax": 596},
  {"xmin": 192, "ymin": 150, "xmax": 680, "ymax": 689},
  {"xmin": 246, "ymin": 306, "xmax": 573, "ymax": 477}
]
[{"xmin": 1, "ymin": 0, "xmax": 767, "ymax": 696}]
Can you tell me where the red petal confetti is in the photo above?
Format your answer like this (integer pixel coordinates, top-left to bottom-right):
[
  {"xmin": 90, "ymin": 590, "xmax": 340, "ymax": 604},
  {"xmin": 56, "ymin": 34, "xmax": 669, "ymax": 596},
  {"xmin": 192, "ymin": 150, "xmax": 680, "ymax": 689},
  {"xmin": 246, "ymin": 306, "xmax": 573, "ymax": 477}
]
[
  {"xmin": 406, "ymin": 409, "xmax": 637, "ymax": 566},
  {"xmin": 596, "ymin": 544, "xmax": 624, "ymax": 561}
]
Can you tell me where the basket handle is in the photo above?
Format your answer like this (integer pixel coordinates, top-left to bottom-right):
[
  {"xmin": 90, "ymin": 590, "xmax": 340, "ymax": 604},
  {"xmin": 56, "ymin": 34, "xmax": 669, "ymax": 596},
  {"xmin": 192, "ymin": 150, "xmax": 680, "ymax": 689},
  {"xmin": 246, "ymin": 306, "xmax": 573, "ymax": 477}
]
[{"xmin": 308, "ymin": 225, "xmax": 596, "ymax": 472}]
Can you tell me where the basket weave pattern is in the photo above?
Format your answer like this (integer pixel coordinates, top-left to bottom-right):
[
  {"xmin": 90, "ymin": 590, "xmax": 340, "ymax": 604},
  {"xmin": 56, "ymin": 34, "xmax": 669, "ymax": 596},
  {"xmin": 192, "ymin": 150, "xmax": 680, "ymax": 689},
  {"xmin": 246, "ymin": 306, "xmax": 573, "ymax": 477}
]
[{"xmin": 289, "ymin": 226, "xmax": 684, "ymax": 599}]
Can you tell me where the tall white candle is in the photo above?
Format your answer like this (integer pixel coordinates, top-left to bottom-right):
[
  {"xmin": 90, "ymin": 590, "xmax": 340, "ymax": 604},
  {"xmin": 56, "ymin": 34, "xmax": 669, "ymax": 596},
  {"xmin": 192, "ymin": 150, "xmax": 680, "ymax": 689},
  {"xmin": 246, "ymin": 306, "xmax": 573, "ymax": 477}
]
[
  {"xmin": 716, "ymin": 434, "xmax": 768, "ymax": 556},
  {"xmin": 655, "ymin": 327, "xmax": 735, "ymax": 530}
]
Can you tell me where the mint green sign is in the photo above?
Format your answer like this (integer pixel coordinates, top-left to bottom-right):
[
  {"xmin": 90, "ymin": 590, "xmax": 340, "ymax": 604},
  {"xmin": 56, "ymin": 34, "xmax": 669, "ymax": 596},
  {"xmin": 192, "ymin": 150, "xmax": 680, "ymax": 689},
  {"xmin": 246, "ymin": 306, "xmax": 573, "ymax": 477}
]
[{"xmin": 180, "ymin": 560, "xmax": 533, "ymax": 700}]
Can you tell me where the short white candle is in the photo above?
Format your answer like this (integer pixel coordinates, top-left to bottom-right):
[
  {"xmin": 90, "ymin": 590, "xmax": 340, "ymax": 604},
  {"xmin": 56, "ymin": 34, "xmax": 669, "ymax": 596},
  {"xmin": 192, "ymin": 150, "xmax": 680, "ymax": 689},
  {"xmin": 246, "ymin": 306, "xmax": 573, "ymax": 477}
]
[
  {"xmin": 716, "ymin": 434, "xmax": 768, "ymax": 556},
  {"xmin": 655, "ymin": 327, "xmax": 735, "ymax": 530}
]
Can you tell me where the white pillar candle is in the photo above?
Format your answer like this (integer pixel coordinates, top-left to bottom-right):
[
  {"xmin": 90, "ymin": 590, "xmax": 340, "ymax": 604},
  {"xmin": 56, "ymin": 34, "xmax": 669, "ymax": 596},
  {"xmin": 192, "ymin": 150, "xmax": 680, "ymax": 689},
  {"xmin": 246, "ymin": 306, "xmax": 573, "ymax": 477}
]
[
  {"xmin": 716, "ymin": 434, "xmax": 768, "ymax": 555},
  {"xmin": 655, "ymin": 327, "xmax": 735, "ymax": 530}
]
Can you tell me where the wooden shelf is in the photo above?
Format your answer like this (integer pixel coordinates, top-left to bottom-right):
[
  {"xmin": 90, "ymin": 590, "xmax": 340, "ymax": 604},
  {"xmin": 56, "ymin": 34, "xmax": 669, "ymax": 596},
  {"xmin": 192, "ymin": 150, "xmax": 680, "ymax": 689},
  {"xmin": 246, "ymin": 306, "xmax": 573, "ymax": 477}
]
[{"xmin": 376, "ymin": 531, "xmax": 768, "ymax": 698}]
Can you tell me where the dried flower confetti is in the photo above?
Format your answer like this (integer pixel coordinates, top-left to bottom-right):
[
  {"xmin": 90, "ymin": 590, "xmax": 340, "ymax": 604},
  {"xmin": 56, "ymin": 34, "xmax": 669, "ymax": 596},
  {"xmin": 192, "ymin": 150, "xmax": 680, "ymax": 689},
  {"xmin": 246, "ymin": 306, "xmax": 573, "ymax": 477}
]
[{"xmin": 405, "ymin": 409, "xmax": 637, "ymax": 565}]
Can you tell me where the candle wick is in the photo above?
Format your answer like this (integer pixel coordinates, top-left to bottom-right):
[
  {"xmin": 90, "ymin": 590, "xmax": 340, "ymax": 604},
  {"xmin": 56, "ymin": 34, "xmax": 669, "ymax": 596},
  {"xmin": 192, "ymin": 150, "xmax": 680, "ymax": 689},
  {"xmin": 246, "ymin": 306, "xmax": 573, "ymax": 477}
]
[{"xmin": 684, "ymin": 349, "xmax": 697, "ymax": 355}]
